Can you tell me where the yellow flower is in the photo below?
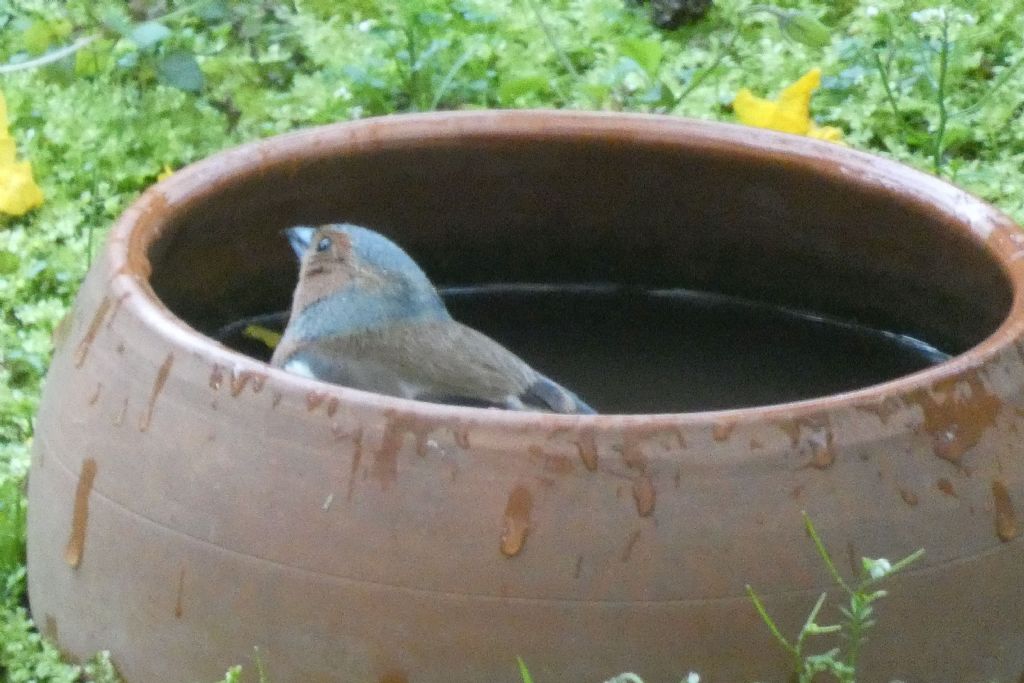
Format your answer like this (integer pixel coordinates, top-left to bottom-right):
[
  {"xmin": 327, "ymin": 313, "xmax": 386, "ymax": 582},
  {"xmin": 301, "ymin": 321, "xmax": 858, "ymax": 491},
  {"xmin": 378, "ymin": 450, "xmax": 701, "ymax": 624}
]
[
  {"xmin": 807, "ymin": 124, "xmax": 844, "ymax": 142},
  {"xmin": 732, "ymin": 68, "xmax": 843, "ymax": 143},
  {"xmin": 0, "ymin": 91, "xmax": 44, "ymax": 216},
  {"xmin": 157, "ymin": 164, "xmax": 175, "ymax": 181},
  {"xmin": 243, "ymin": 324, "xmax": 282, "ymax": 350}
]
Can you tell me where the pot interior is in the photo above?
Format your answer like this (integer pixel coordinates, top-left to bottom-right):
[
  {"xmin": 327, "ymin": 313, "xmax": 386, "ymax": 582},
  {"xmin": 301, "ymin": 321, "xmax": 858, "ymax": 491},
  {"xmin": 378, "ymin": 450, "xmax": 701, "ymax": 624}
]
[{"xmin": 146, "ymin": 120, "xmax": 1014, "ymax": 413}]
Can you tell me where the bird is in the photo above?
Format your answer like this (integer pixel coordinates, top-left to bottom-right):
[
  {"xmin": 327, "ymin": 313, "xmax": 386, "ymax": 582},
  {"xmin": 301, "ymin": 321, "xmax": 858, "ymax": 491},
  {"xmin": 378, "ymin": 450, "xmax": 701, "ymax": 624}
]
[{"xmin": 270, "ymin": 223, "xmax": 596, "ymax": 414}]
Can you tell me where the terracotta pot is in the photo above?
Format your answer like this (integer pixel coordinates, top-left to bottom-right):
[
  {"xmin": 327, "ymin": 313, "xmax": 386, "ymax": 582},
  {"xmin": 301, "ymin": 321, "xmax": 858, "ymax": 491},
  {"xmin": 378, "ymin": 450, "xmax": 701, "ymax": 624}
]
[{"xmin": 28, "ymin": 111, "xmax": 1024, "ymax": 682}]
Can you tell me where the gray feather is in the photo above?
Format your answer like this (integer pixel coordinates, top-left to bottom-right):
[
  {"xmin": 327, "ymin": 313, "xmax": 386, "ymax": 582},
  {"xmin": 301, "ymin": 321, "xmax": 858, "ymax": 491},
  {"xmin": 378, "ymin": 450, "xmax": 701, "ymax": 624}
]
[
  {"xmin": 283, "ymin": 321, "xmax": 538, "ymax": 405},
  {"xmin": 274, "ymin": 223, "xmax": 596, "ymax": 414}
]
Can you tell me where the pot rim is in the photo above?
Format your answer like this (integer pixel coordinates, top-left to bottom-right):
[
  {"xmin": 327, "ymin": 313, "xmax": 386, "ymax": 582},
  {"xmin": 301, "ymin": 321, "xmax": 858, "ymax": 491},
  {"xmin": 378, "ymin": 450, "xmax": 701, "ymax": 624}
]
[{"xmin": 104, "ymin": 109, "xmax": 1024, "ymax": 429}]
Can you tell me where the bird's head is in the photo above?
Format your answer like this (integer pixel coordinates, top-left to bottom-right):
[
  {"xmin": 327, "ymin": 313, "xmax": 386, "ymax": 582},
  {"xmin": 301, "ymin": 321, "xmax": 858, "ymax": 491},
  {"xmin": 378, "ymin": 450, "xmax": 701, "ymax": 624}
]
[{"xmin": 283, "ymin": 223, "xmax": 448, "ymax": 337}]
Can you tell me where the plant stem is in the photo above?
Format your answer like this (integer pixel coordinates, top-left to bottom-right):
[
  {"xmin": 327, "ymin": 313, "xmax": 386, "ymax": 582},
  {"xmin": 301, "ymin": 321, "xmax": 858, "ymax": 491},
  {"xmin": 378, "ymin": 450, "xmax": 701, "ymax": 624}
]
[
  {"xmin": 745, "ymin": 4, "xmax": 788, "ymax": 22},
  {"xmin": 870, "ymin": 47, "xmax": 903, "ymax": 124},
  {"xmin": 430, "ymin": 43, "xmax": 477, "ymax": 110},
  {"xmin": 404, "ymin": 24, "xmax": 421, "ymax": 110},
  {"xmin": 795, "ymin": 592, "xmax": 829, "ymax": 653},
  {"xmin": 253, "ymin": 646, "xmax": 268, "ymax": 683},
  {"xmin": 158, "ymin": 1, "xmax": 204, "ymax": 22},
  {"xmin": 516, "ymin": 656, "xmax": 534, "ymax": 683},
  {"xmin": 953, "ymin": 50, "xmax": 1024, "ymax": 117},
  {"xmin": 522, "ymin": 0, "xmax": 579, "ymax": 78},
  {"xmin": 746, "ymin": 584, "xmax": 801, "ymax": 667},
  {"xmin": 802, "ymin": 512, "xmax": 851, "ymax": 594},
  {"xmin": 86, "ymin": 168, "xmax": 98, "ymax": 269},
  {"xmin": 675, "ymin": 2, "xmax": 793, "ymax": 109},
  {"xmin": 674, "ymin": 22, "xmax": 741, "ymax": 106},
  {"xmin": 0, "ymin": 36, "xmax": 96, "ymax": 74},
  {"xmin": 932, "ymin": 14, "xmax": 950, "ymax": 175},
  {"xmin": 0, "ymin": 0, "xmax": 203, "ymax": 74},
  {"xmin": 844, "ymin": 595, "xmax": 866, "ymax": 671}
]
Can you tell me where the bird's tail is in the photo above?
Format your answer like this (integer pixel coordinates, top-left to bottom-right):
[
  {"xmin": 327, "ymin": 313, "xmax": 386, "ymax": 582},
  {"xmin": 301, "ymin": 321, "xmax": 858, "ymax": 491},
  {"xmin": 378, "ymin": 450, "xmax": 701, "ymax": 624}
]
[{"xmin": 522, "ymin": 376, "xmax": 597, "ymax": 415}]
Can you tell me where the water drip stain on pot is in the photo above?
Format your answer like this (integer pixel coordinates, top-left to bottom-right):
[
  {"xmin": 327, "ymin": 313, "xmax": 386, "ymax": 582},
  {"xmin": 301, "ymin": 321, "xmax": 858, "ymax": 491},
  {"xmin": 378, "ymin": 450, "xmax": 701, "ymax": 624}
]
[
  {"xmin": 229, "ymin": 369, "xmax": 267, "ymax": 396},
  {"xmin": 345, "ymin": 428, "xmax": 364, "ymax": 502},
  {"xmin": 992, "ymin": 480, "xmax": 1019, "ymax": 542},
  {"xmin": 139, "ymin": 353, "xmax": 174, "ymax": 432},
  {"xmin": 73, "ymin": 297, "xmax": 112, "ymax": 368},
  {"xmin": 500, "ymin": 485, "xmax": 532, "ymax": 557},
  {"xmin": 373, "ymin": 411, "xmax": 437, "ymax": 488},
  {"xmin": 64, "ymin": 458, "xmax": 97, "ymax": 569},
  {"xmin": 899, "ymin": 488, "xmax": 920, "ymax": 506},
  {"xmin": 208, "ymin": 364, "xmax": 224, "ymax": 390},
  {"xmin": 174, "ymin": 567, "xmax": 186, "ymax": 618},
  {"xmin": 909, "ymin": 371, "xmax": 1003, "ymax": 463}
]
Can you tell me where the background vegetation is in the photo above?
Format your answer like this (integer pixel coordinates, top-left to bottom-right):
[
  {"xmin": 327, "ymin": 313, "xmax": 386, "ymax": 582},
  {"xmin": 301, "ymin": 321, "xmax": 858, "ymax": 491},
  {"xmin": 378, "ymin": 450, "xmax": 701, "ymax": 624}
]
[{"xmin": 1, "ymin": 0, "xmax": 1021, "ymax": 680}]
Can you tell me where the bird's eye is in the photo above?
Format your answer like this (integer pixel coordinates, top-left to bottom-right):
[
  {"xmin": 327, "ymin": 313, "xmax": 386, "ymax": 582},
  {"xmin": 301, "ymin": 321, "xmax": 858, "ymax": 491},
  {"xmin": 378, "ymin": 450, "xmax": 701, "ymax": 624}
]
[{"xmin": 316, "ymin": 237, "xmax": 331, "ymax": 252}]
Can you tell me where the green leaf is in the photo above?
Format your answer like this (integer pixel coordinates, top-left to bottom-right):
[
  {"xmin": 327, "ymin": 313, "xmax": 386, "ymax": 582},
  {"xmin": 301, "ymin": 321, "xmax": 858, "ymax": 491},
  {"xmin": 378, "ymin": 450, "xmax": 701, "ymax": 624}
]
[
  {"xmin": 516, "ymin": 656, "xmax": 534, "ymax": 683},
  {"xmin": 498, "ymin": 75, "xmax": 551, "ymax": 104},
  {"xmin": 778, "ymin": 11, "xmax": 832, "ymax": 49},
  {"xmin": 100, "ymin": 8, "xmax": 134, "ymax": 38},
  {"xmin": 619, "ymin": 38, "xmax": 663, "ymax": 76},
  {"xmin": 129, "ymin": 21, "xmax": 172, "ymax": 49},
  {"xmin": 197, "ymin": 0, "xmax": 231, "ymax": 22},
  {"xmin": 74, "ymin": 39, "xmax": 115, "ymax": 77},
  {"xmin": 0, "ymin": 251, "xmax": 20, "ymax": 275},
  {"xmin": 23, "ymin": 21, "xmax": 57, "ymax": 55},
  {"xmin": 238, "ymin": 14, "xmax": 263, "ymax": 39},
  {"xmin": 157, "ymin": 51, "xmax": 204, "ymax": 92}
]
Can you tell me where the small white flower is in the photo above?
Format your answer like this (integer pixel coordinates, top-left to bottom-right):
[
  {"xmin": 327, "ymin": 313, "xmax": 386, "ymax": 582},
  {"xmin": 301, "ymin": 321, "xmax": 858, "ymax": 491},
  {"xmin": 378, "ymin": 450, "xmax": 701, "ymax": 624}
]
[
  {"xmin": 686, "ymin": 673, "xmax": 701, "ymax": 683},
  {"xmin": 910, "ymin": 7, "xmax": 946, "ymax": 25},
  {"xmin": 622, "ymin": 70, "xmax": 646, "ymax": 93},
  {"xmin": 866, "ymin": 557, "xmax": 892, "ymax": 579},
  {"xmin": 357, "ymin": 19, "xmax": 376, "ymax": 32},
  {"xmin": 865, "ymin": 6, "xmax": 879, "ymax": 17}
]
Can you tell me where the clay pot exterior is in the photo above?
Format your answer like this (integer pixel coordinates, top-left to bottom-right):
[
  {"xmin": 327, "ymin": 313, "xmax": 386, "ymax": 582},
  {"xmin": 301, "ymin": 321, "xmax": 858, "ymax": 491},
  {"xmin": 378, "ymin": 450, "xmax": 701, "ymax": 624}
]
[{"xmin": 27, "ymin": 111, "xmax": 1024, "ymax": 682}]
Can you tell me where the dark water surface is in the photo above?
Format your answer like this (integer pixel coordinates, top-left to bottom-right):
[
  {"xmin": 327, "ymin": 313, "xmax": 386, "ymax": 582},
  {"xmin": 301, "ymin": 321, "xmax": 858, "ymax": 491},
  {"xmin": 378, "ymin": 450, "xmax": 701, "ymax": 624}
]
[
  {"xmin": 218, "ymin": 284, "xmax": 950, "ymax": 414},
  {"xmin": 443, "ymin": 284, "xmax": 949, "ymax": 414}
]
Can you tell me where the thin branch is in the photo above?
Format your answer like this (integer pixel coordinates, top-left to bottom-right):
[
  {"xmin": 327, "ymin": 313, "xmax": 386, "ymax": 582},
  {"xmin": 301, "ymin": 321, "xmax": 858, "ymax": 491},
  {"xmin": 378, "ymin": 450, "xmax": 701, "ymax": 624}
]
[
  {"xmin": 795, "ymin": 592, "xmax": 830, "ymax": 653},
  {"xmin": 674, "ymin": 21, "xmax": 741, "ymax": 106},
  {"xmin": 803, "ymin": 512, "xmax": 851, "ymax": 595},
  {"xmin": 523, "ymin": 0, "xmax": 579, "ymax": 78},
  {"xmin": 953, "ymin": 51, "xmax": 1024, "ymax": 117},
  {"xmin": 0, "ymin": 36, "xmax": 96, "ymax": 74},
  {"xmin": 430, "ymin": 43, "xmax": 477, "ymax": 110},
  {"xmin": 871, "ymin": 47, "xmax": 903, "ymax": 122},
  {"xmin": 932, "ymin": 14, "xmax": 950, "ymax": 174},
  {"xmin": 746, "ymin": 584, "xmax": 800, "ymax": 662}
]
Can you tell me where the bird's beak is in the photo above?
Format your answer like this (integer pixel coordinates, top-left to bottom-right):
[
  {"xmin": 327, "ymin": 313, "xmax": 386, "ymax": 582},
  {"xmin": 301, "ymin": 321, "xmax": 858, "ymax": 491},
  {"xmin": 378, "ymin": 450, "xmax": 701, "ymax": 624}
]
[{"xmin": 284, "ymin": 226, "xmax": 316, "ymax": 260}]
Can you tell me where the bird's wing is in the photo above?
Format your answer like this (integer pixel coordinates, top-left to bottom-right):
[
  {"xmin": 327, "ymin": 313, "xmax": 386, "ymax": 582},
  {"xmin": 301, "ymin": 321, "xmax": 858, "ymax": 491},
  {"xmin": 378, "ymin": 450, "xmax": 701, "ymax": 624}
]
[{"xmin": 283, "ymin": 321, "xmax": 593, "ymax": 413}]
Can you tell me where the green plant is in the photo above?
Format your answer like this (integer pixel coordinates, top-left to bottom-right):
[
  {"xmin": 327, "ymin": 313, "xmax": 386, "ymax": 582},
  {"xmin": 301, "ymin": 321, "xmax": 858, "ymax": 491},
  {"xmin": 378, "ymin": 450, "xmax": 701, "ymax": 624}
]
[
  {"xmin": 517, "ymin": 658, "xmax": 701, "ymax": 683},
  {"xmin": 854, "ymin": 6, "xmax": 1024, "ymax": 176},
  {"xmin": 214, "ymin": 647, "xmax": 269, "ymax": 683},
  {"xmin": 0, "ymin": 2, "xmax": 213, "ymax": 92},
  {"xmin": 746, "ymin": 513, "xmax": 924, "ymax": 683},
  {"xmin": 517, "ymin": 655, "xmax": 534, "ymax": 683},
  {"xmin": 0, "ymin": 475, "xmax": 25, "ymax": 583}
]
